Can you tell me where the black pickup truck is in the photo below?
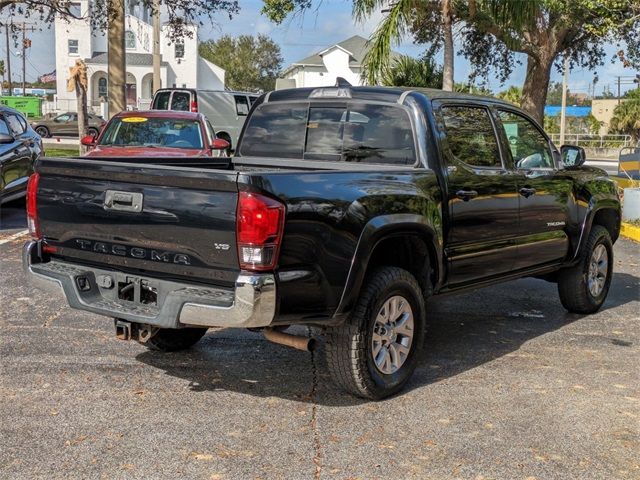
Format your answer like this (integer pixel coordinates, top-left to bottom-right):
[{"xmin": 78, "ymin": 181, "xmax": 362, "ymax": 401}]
[{"xmin": 23, "ymin": 86, "xmax": 621, "ymax": 399}]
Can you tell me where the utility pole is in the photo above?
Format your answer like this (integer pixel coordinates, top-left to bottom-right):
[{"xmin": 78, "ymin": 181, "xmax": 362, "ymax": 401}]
[
  {"xmin": 617, "ymin": 76, "xmax": 621, "ymax": 104},
  {"xmin": 107, "ymin": 0, "xmax": 127, "ymax": 118},
  {"xmin": 21, "ymin": 23, "xmax": 25, "ymax": 96},
  {"xmin": 152, "ymin": 0, "xmax": 161, "ymax": 94},
  {"xmin": 559, "ymin": 56, "xmax": 569, "ymax": 146},
  {"xmin": 5, "ymin": 23, "xmax": 11, "ymax": 96}
]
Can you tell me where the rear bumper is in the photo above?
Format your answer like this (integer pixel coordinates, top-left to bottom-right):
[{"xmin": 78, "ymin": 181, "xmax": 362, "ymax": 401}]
[{"xmin": 23, "ymin": 240, "xmax": 276, "ymax": 329}]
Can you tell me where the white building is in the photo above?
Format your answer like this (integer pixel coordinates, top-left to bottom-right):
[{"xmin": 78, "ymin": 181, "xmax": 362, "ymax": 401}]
[
  {"xmin": 53, "ymin": 0, "xmax": 225, "ymax": 113},
  {"xmin": 280, "ymin": 35, "xmax": 372, "ymax": 88}
]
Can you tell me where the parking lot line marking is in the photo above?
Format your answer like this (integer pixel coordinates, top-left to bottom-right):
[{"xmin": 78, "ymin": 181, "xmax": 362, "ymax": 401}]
[{"xmin": 0, "ymin": 229, "xmax": 29, "ymax": 245}]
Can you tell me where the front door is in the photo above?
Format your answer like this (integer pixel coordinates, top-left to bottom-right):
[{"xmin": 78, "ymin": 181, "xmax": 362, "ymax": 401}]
[
  {"xmin": 436, "ymin": 103, "xmax": 519, "ymax": 286},
  {"xmin": 493, "ymin": 108, "xmax": 572, "ymax": 269}
]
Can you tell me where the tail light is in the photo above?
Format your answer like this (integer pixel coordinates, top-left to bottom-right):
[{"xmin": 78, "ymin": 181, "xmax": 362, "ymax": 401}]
[
  {"xmin": 236, "ymin": 192, "xmax": 285, "ymax": 271},
  {"xmin": 190, "ymin": 100, "xmax": 198, "ymax": 113},
  {"xmin": 26, "ymin": 172, "xmax": 41, "ymax": 239}
]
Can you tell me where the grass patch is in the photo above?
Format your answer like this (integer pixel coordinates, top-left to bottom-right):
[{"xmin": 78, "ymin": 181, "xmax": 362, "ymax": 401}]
[{"xmin": 43, "ymin": 148, "xmax": 79, "ymax": 157}]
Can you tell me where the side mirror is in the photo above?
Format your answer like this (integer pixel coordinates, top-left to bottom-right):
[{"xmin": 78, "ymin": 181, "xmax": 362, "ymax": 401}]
[
  {"xmin": 0, "ymin": 133, "xmax": 15, "ymax": 144},
  {"xmin": 211, "ymin": 138, "xmax": 230, "ymax": 151},
  {"xmin": 81, "ymin": 134, "xmax": 97, "ymax": 147},
  {"xmin": 561, "ymin": 145, "xmax": 586, "ymax": 167}
]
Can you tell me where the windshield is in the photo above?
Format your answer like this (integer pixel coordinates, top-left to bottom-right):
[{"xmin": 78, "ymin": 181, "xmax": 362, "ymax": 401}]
[{"xmin": 99, "ymin": 116, "xmax": 203, "ymax": 149}]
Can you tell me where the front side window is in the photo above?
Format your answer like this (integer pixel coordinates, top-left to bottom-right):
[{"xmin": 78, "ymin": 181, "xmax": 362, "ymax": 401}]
[
  {"xmin": 68, "ymin": 39, "xmax": 79, "ymax": 55},
  {"xmin": 235, "ymin": 95, "xmax": 249, "ymax": 116},
  {"xmin": 99, "ymin": 117, "xmax": 203, "ymax": 149},
  {"xmin": 125, "ymin": 31, "xmax": 136, "ymax": 49},
  {"xmin": 170, "ymin": 91, "xmax": 191, "ymax": 111},
  {"xmin": 6, "ymin": 114, "xmax": 26, "ymax": 135},
  {"xmin": 497, "ymin": 110, "xmax": 554, "ymax": 169},
  {"xmin": 440, "ymin": 106, "xmax": 501, "ymax": 168},
  {"xmin": 240, "ymin": 102, "xmax": 416, "ymax": 165}
]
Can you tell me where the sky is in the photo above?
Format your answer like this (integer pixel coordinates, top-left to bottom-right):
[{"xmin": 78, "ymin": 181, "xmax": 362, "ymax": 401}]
[{"xmin": 2, "ymin": 0, "xmax": 638, "ymax": 96}]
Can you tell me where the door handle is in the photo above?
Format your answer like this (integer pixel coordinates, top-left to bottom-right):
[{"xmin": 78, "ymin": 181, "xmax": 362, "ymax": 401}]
[
  {"xmin": 456, "ymin": 189, "xmax": 478, "ymax": 201},
  {"xmin": 104, "ymin": 190, "xmax": 143, "ymax": 212},
  {"xmin": 519, "ymin": 187, "xmax": 536, "ymax": 198}
]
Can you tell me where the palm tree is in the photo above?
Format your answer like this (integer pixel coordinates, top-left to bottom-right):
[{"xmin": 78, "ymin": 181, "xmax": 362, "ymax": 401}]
[
  {"xmin": 355, "ymin": 0, "xmax": 538, "ymax": 92},
  {"xmin": 496, "ymin": 85, "xmax": 522, "ymax": 105},
  {"xmin": 610, "ymin": 91, "xmax": 640, "ymax": 141},
  {"xmin": 380, "ymin": 55, "xmax": 443, "ymax": 88},
  {"xmin": 355, "ymin": 0, "xmax": 456, "ymax": 90}
]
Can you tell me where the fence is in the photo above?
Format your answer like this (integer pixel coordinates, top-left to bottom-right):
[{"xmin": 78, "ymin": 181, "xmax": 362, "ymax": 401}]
[{"xmin": 550, "ymin": 134, "xmax": 633, "ymax": 149}]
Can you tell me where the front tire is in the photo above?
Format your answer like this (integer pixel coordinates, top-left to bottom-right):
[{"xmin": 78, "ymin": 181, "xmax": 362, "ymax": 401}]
[
  {"xmin": 558, "ymin": 225, "xmax": 613, "ymax": 314},
  {"xmin": 324, "ymin": 267, "xmax": 426, "ymax": 399},
  {"xmin": 141, "ymin": 327, "xmax": 208, "ymax": 352}
]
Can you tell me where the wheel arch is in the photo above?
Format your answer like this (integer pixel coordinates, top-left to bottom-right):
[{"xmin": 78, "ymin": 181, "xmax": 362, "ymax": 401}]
[{"xmin": 333, "ymin": 214, "xmax": 443, "ymax": 318}]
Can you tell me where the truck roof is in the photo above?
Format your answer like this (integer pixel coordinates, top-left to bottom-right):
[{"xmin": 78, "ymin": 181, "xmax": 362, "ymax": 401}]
[{"xmin": 266, "ymin": 85, "xmax": 514, "ymax": 107}]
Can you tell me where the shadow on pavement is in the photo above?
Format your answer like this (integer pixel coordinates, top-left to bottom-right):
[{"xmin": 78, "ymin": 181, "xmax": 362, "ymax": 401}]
[
  {"xmin": 0, "ymin": 198, "xmax": 27, "ymax": 231},
  {"xmin": 135, "ymin": 271, "xmax": 637, "ymax": 406}
]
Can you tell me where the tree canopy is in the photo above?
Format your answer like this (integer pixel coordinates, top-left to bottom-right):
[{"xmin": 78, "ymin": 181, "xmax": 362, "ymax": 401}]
[
  {"xmin": 262, "ymin": 0, "xmax": 640, "ymax": 123},
  {"xmin": 199, "ymin": 35, "xmax": 283, "ymax": 92},
  {"xmin": 0, "ymin": 0, "xmax": 239, "ymax": 40}
]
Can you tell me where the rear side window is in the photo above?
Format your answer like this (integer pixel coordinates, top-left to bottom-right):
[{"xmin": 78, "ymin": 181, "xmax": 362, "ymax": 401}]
[
  {"xmin": 171, "ymin": 91, "xmax": 191, "ymax": 111},
  {"xmin": 240, "ymin": 102, "xmax": 416, "ymax": 165},
  {"xmin": 153, "ymin": 91, "xmax": 171, "ymax": 110},
  {"xmin": 235, "ymin": 95, "xmax": 250, "ymax": 116},
  {"xmin": 440, "ymin": 106, "xmax": 501, "ymax": 168}
]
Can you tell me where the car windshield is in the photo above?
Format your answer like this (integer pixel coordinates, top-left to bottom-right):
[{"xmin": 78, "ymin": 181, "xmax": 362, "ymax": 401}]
[{"xmin": 99, "ymin": 116, "xmax": 203, "ymax": 149}]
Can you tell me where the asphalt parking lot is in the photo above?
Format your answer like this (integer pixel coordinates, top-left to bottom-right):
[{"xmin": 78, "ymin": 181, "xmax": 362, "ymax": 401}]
[{"xmin": 1, "ymin": 199, "xmax": 639, "ymax": 480}]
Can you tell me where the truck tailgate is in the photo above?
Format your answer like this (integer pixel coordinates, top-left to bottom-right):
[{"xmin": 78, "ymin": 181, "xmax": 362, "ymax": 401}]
[{"xmin": 37, "ymin": 158, "xmax": 240, "ymax": 286}]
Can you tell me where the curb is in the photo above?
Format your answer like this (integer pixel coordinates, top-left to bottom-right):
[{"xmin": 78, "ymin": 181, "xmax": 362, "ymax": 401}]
[{"xmin": 620, "ymin": 222, "xmax": 640, "ymax": 243}]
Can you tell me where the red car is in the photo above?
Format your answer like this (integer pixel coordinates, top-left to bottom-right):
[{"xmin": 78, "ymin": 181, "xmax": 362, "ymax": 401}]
[{"xmin": 82, "ymin": 110, "xmax": 229, "ymax": 158}]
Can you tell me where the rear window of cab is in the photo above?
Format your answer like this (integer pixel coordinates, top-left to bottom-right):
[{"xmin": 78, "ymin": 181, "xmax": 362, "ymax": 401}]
[{"xmin": 240, "ymin": 102, "xmax": 416, "ymax": 166}]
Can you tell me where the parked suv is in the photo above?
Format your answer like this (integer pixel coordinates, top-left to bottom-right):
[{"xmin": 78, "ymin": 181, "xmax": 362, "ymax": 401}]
[
  {"xmin": 24, "ymin": 86, "xmax": 620, "ymax": 399},
  {"xmin": 151, "ymin": 88, "xmax": 258, "ymax": 150}
]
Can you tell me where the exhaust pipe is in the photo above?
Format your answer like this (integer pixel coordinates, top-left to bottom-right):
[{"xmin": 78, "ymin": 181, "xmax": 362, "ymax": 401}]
[{"xmin": 263, "ymin": 328, "xmax": 315, "ymax": 352}]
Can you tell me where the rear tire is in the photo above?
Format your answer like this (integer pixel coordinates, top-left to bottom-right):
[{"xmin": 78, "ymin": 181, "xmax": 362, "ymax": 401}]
[
  {"xmin": 87, "ymin": 127, "xmax": 99, "ymax": 137},
  {"xmin": 558, "ymin": 225, "xmax": 613, "ymax": 314},
  {"xmin": 141, "ymin": 327, "xmax": 208, "ymax": 352},
  {"xmin": 35, "ymin": 126, "xmax": 49, "ymax": 138},
  {"xmin": 323, "ymin": 267, "xmax": 426, "ymax": 399}
]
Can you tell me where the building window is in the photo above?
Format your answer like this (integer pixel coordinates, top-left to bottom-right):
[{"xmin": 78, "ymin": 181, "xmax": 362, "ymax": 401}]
[
  {"xmin": 69, "ymin": 2, "xmax": 82, "ymax": 17},
  {"xmin": 125, "ymin": 30, "xmax": 136, "ymax": 49},
  {"xmin": 68, "ymin": 39, "xmax": 79, "ymax": 55},
  {"xmin": 98, "ymin": 77, "xmax": 108, "ymax": 100},
  {"xmin": 175, "ymin": 41, "xmax": 184, "ymax": 59}
]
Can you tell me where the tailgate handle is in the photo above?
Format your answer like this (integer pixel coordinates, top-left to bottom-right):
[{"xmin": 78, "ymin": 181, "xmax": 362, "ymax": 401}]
[{"xmin": 104, "ymin": 190, "xmax": 143, "ymax": 213}]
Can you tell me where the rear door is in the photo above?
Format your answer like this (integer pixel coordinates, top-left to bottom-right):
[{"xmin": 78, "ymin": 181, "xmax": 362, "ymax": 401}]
[
  {"xmin": 170, "ymin": 91, "xmax": 192, "ymax": 111},
  {"xmin": 493, "ymin": 108, "xmax": 572, "ymax": 268},
  {"xmin": 434, "ymin": 102, "xmax": 519, "ymax": 285},
  {"xmin": 152, "ymin": 90, "xmax": 171, "ymax": 110}
]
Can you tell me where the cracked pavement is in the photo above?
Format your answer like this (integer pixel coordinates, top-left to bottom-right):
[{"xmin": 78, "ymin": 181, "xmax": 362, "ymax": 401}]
[{"xmin": 1, "ymin": 199, "xmax": 639, "ymax": 479}]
